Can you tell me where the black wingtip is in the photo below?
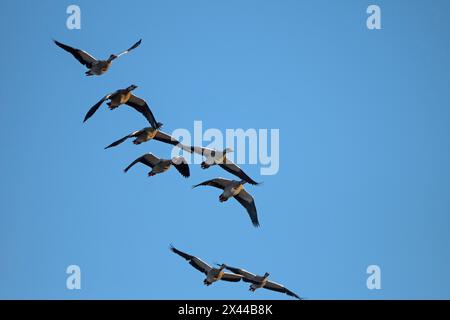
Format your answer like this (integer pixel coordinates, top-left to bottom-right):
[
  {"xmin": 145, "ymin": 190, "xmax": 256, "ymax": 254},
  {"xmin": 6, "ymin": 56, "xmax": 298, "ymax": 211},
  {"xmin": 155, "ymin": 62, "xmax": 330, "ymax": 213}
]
[
  {"xmin": 128, "ymin": 39, "xmax": 142, "ymax": 51},
  {"xmin": 293, "ymin": 293, "xmax": 304, "ymax": 300}
]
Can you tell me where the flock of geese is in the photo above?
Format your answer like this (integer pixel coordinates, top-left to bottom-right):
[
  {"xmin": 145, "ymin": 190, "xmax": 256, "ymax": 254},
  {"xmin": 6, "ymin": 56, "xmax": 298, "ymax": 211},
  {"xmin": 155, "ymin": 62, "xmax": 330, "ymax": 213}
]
[{"xmin": 54, "ymin": 38, "xmax": 301, "ymax": 299}]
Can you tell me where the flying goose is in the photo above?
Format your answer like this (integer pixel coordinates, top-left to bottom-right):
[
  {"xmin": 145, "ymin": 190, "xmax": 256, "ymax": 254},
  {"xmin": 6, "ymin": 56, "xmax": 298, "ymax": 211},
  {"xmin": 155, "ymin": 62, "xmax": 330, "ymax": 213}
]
[
  {"xmin": 84, "ymin": 85, "xmax": 162, "ymax": 128},
  {"xmin": 224, "ymin": 265, "xmax": 302, "ymax": 300},
  {"xmin": 124, "ymin": 153, "xmax": 190, "ymax": 178},
  {"xmin": 105, "ymin": 127, "xmax": 181, "ymax": 149},
  {"xmin": 184, "ymin": 146, "xmax": 259, "ymax": 185},
  {"xmin": 54, "ymin": 39, "xmax": 141, "ymax": 76},
  {"xmin": 170, "ymin": 245, "xmax": 242, "ymax": 286},
  {"xmin": 193, "ymin": 178, "xmax": 259, "ymax": 227}
]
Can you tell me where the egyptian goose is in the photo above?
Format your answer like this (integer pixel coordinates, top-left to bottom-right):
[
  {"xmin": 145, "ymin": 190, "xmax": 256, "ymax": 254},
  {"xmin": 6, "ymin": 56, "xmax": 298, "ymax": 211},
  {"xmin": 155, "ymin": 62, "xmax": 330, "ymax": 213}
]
[
  {"xmin": 54, "ymin": 39, "xmax": 141, "ymax": 76},
  {"xmin": 193, "ymin": 178, "xmax": 259, "ymax": 227}
]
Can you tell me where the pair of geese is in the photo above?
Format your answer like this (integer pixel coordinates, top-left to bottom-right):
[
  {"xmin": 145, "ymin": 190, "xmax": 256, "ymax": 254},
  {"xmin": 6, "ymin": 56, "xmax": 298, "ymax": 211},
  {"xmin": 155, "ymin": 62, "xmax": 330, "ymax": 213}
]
[
  {"xmin": 54, "ymin": 39, "xmax": 261, "ymax": 227},
  {"xmin": 171, "ymin": 245, "xmax": 301, "ymax": 300}
]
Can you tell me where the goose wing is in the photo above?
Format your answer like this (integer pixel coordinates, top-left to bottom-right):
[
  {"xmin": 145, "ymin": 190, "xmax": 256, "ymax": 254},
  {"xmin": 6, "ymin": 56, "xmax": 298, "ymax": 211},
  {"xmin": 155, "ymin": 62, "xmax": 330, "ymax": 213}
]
[
  {"xmin": 105, "ymin": 129, "xmax": 143, "ymax": 149},
  {"xmin": 224, "ymin": 266, "xmax": 259, "ymax": 283},
  {"xmin": 124, "ymin": 153, "xmax": 160, "ymax": 172},
  {"xmin": 84, "ymin": 93, "xmax": 114, "ymax": 122},
  {"xmin": 170, "ymin": 245, "xmax": 211, "ymax": 275},
  {"xmin": 234, "ymin": 189, "xmax": 260, "ymax": 227},
  {"xmin": 171, "ymin": 157, "xmax": 190, "ymax": 178},
  {"xmin": 153, "ymin": 131, "xmax": 183, "ymax": 147},
  {"xmin": 192, "ymin": 178, "xmax": 231, "ymax": 190},
  {"xmin": 54, "ymin": 40, "xmax": 97, "ymax": 68},
  {"xmin": 219, "ymin": 161, "xmax": 259, "ymax": 185},
  {"xmin": 115, "ymin": 39, "xmax": 142, "ymax": 58},
  {"xmin": 182, "ymin": 145, "xmax": 216, "ymax": 157},
  {"xmin": 264, "ymin": 280, "xmax": 302, "ymax": 300},
  {"xmin": 126, "ymin": 94, "xmax": 161, "ymax": 129},
  {"xmin": 221, "ymin": 273, "xmax": 243, "ymax": 282}
]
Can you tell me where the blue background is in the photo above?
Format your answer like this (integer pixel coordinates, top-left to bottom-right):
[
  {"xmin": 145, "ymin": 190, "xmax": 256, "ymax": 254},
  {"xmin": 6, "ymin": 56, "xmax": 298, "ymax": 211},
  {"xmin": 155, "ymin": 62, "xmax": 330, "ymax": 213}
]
[{"xmin": 0, "ymin": 0, "xmax": 449, "ymax": 299}]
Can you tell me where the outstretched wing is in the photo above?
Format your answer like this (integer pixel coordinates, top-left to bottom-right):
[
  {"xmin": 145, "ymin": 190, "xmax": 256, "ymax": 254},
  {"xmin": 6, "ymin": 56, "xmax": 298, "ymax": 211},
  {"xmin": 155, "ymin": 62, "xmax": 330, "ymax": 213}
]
[
  {"xmin": 192, "ymin": 178, "xmax": 231, "ymax": 190},
  {"xmin": 221, "ymin": 273, "xmax": 243, "ymax": 282},
  {"xmin": 115, "ymin": 39, "xmax": 142, "ymax": 58},
  {"xmin": 219, "ymin": 162, "xmax": 259, "ymax": 185},
  {"xmin": 224, "ymin": 266, "xmax": 258, "ymax": 283},
  {"xmin": 153, "ymin": 131, "xmax": 183, "ymax": 147},
  {"xmin": 84, "ymin": 93, "xmax": 113, "ymax": 123},
  {"xmin": 124, "ymin": 153, "xmax": 160, "ymax": 172},
  {"xmin": 54, "ymin": 40, "xmax": 97, "ymax": 68},
  {"xmin": 171, "ymin": 157, "xmax": 190, "ymax": 178},
  {"xmin": 126, "ymin": 95, "xmax": 161, "ymax": 128},
  {"xmin": 104, "ymin": 130, "xmax": 143, "ymax": 149},
  {"xmin": 234, "ymin": 189, "xmax": 259, "ymax": 227},
  {"xmin": 170, "ymin": 245, "xmax": 212, "ymax": 275},
  {"xmin": 184, "ymin": 146, "xmax": 215, "ymax": 157},
  {"xmin": 264, "ymin": 281, "xmax": 302, "ymax": 300}
]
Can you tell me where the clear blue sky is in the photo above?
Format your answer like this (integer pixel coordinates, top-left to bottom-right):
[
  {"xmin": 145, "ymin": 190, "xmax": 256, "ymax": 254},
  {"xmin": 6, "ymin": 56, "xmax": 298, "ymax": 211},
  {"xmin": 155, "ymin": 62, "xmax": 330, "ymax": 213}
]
[{"xmin": 0, "ymin": 0, "xmax": 449, "ymax": 299}]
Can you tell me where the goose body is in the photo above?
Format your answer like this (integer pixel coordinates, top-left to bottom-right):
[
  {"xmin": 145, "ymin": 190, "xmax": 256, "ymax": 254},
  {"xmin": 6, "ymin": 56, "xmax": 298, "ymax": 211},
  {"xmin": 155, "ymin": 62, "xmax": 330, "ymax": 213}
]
[
  {"xmin": 220, "ymin": 180, "xmax": 244, "ymax": 201},
  {"xmin": 205, "ymin": 268, "xmax": 227, "ymax": 285},
  {"xmin": 88, "ymin": 60, "xmax": 112, "ymax": 76},
  {"xmin": 124, "ymin": 153, "xmax": 190, "ymax": 178},
  {"xmin": 184, "ymin": 146, "xmax": 260, "ymax": 185},
  {"xmin": 54, "ymin": 39, "xmax": 142, "ymax": 76},
  {"xmin": 105, "ymin": 127, "xmax": 182, "ymax": 149},
  {"xmin": 225, "ymin": 266, "xmax": 302, "ymax": 300},
  {"xmin": 108, "ymin": 90, "xmax": 133, "ymax": 109},
  {"xmin": 193, "ymin": 178, "xmax": 259, "ymax": 227},
  {"xmin": 84, "ymin": 85, "xmax": 162, "ymax": 129},
  {"xmin": 137, "ymin": 127, "xmax": 159, "ymax": 143},
  {"xmin": 170, "ymin": 245, "xmax": 242, "ymax": 286}
]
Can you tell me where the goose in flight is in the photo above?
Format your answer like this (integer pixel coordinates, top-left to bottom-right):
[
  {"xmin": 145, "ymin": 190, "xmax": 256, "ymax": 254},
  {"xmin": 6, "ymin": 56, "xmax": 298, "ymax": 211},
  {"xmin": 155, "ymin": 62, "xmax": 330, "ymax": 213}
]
[
  {"xmin": 184, "ymin": 146, "xmax": 259, "ymax": 185},
  {"xmin": 105, "ymin": 127, "xmax": 181, "ymax": 149},
  {"xmin": 193, "ymin": 178, "xmax": 259, "ymax": 227},
  {"xmin": 224, "ymin": 265, "xmax": 302, "ymax": 300},
  {"xmin": 124, "ymin": 153, "xmax": 190, "ymax": 178},
  {"xmin": 54, "ymin": 39, "xmax": 142, "ymax": 76},
  {"xmin": 170, "ymin": 245, "xmax": 242, "ymax": 286},
  {"xmin": 84, "ymin": 85, "xmax": 162, "ymax": 128}
]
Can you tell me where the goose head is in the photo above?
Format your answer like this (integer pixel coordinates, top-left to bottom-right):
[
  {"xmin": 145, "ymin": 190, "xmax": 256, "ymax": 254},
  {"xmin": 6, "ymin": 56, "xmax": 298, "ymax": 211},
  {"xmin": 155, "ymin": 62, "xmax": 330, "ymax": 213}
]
[
  {"xmin": 215, "ymin": 263, "xmax": 227, "ymax": 271},
  {"xmin": 223, "ymin": 147, "xmax": 233, "ymax": 154},
  {"xmin": 239, "ymin": 179, "xmax": 248, "ymax": 186},
  {"xmin": 108, "ymin": 54, "xmax": 118, "ymax": 61},
  {"xmin": 126, "ymin": 84, "xmax": 138, "ymax": 91},
  {"xmin": 263, "ymin": 272, "xmax": 270, "ymax": 279}
]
